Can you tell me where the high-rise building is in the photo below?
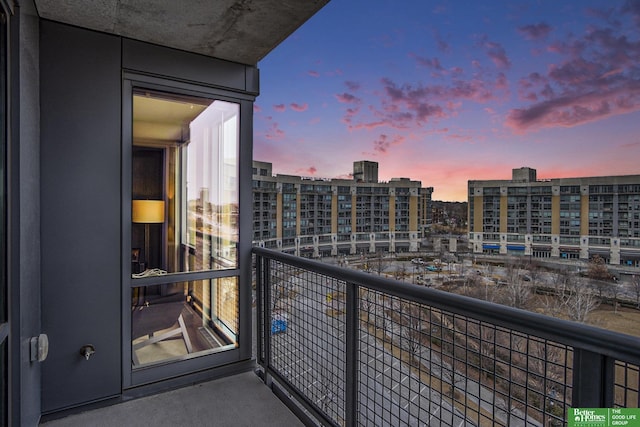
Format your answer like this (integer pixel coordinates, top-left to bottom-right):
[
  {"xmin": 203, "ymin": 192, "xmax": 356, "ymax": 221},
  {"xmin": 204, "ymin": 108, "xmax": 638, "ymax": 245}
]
[
  {"xmin": 253, "ymin": 161, "xmax": 433, "ymax": 257},
  {"xmin": 468, "ymin": 167, "xmax": 640, "ymax": 266}
]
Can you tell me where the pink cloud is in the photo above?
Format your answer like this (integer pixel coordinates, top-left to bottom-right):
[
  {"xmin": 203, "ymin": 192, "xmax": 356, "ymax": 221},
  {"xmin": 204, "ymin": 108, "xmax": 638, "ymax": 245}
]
[
  {"xmin": 410, "ymin": 53, "xmax": 444, "ymax": 71},
  {"xmin": 445, "ymin": 133, "xmax": 474, "ymax": 143},
  {"xmin": 335, "ymin": 93, "xmax": 360, "ymax": 104},
  {"xmin": 479, "ymin": 36, "xmax": 511, "ymax": 69},
  {"xmin": 334, "ymin": 172, "xmax": 354, "ymax": 180},
  {"xmin": 340, "ymin": 71, "xmax": 510, "ymax": 132},
  {"xmin": 273, "ymin": 104, "xmax": 286, "ymax": 112},
  {"xmin": 373, "ymin": 134, "xmax": 405, "ymax": 154},
  {"xmin": 295, "ymin": 166, "xmax": 317, "ymax": 175},
  {"xmin": 345, "ymin": 81, "xmax": 360, "ymax": 91},
  {"xmin": 620, "ymin": 141, "xmax": 640, "ymax": 149},
  {"xmin": 450, "ymin": 67, "xmax": 464, "ymax": 77},
  {"xmin": 433, "ymin": 29, "xmax": 450, "ymax": 54},
  {"xmin": 308, "ymin": 70, "xmax": 320, "ymax": 78},
  {"xmin": 506, "ymin": 80, "xmax": 640, "ymax": 132},
  {"xmin": 622, "ymin": 1, "xmax": 640, "ymax": 26},
  {"xmin": 290, "ymin": 103, "xmax": 308, "ymax": 112},
  {"xmin": 506, "ymin": 13, "xmax": 640, "ymax": 133},
  {"xmin": 349, "ymin": 120, "xmax": 390, "ymax": 131},
  {"xmin": 253, "ymin": 104, "xmax": 262, "ymax": 113},
  {"xmin": 263, "ymin": 120, "xmax": 286, "ymax": 141},
  {"xmin": 518, "ymin": 23, "xmax": 553, "ymax": 40},
  {"xmin": 495, "ymin": 72, "xmax": 509, "ymax": 90},
  {"xmin": 326, "ymin": 69, "xmax": 344, "ymax": 77},
  {"xmin": 340, "ymin": 106, "xmax": 362, "ymax": 128}
]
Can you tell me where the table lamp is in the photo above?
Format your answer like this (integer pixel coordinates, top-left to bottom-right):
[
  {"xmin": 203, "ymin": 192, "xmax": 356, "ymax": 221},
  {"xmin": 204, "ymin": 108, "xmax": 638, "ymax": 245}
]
[{"xmin": 132, "ymin": 199, "xmax": 165, "ymax": 269}]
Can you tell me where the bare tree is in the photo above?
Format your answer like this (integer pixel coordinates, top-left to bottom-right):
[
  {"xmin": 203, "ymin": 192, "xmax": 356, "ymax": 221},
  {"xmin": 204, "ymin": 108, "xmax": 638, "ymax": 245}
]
[
  {"xmin": 503, "ymin": 259, "xmax": 531, "ymax": 309},
  {"xmin": 505, "ymin": 276, "xmax": 531, "ymax": 309},
  {"xmin": 317, "ymin": 365, "xmax": 337, "ymax": 413},
  {"xmin": 271, "ymin": 269, "xmax": 298, "ymax": 312},
  {"xmin": 560, "ymin": 277, "xmax": 600, "ymax": 323},
  {"xmin": 588, "ymin": 255, "xmax": 612, "ymax": 301},
  {"xmin": 587, "ymin": 255, "xmax": 612, "ymax": 280},
  {"xmin": 393, "ymin": 262, "xmax": 408, "ymax": 282},
  {"xmin": 360, "ymin": 289, "xmax": 377, "ymax": 324},
  {"xmin": 399, "ymin": 306, "xmax": 424, "ymax": 360},
  {"xmin": 527, "ymin": 263, "xmax": 542, "ymax": 288},
  {"xmin": 610, "ymin": 281, "xmax": 621, "ymax": 314},
  {"xmin": 374, "ymin": 251, "xmax": 388, "ymax": 276},
  {"xmin": 360, "ymin": 256, "xmax": 373, "ymax": 274}
]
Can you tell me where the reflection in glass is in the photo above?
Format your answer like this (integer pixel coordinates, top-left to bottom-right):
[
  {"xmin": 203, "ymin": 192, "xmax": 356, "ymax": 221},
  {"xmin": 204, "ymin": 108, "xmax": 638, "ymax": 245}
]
[
  {"xmin": 184, "ymin": 101, "xmax": 239, "ymax": 271},
  {"xmin": 132, "ymin": 91, "xmax": 239, "ymax": 275},
  {"xmin": 131, "ymin": 277, "xmax": 238, "ymax": 368}
]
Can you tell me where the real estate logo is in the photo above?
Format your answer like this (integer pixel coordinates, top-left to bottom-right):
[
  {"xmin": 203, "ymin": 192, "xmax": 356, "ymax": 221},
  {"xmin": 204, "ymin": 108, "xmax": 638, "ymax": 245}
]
[
  {"xmin": 568, "ymin": 408, "xmax": 640, "ymax": 427},
  {"xmin": 570, "ymin": 408, "xmax": 607, "ymax": 426}
]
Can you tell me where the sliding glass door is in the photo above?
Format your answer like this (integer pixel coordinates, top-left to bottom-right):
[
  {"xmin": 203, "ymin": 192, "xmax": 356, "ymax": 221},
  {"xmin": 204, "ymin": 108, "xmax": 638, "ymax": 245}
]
[{"xmin": 124, "ymin": 78, "xmax": 250, "ymax": 386}]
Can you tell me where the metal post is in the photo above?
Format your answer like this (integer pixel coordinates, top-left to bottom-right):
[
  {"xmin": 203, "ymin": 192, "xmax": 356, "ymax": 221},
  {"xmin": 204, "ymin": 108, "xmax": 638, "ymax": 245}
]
[
  {"xmin": 263, "ymin": 257, "xmax": 273, "ymax": 384},
  {"xmin": 572, "ymin": 349, "xmax": 614, "ymax": 407},
  {"xmin": 255, "ymin": 254, "xmax": 264, "ymax": 366},
  {"xmin": 345, "ymin": 282, "xmax": 358, "ymax": 427}
]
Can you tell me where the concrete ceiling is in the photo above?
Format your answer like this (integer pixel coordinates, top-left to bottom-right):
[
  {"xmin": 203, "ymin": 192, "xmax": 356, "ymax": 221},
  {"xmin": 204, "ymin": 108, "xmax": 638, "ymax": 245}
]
[{"xmin": 34, "ymin": 0, "xmax": 330, "ymax": 66}]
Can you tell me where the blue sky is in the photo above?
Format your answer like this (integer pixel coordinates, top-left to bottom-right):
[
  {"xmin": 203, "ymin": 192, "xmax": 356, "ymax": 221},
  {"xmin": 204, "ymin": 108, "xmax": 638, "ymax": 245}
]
[{"xmin": 254, "ymin": 0, "xmax": 640, "ymax": 201}]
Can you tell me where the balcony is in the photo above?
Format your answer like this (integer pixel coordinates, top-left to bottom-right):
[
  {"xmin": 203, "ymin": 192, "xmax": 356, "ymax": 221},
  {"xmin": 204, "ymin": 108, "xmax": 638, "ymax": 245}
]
[{"xmin": 44, "ymin": 248, "xmax": 640, "ymax": 426}]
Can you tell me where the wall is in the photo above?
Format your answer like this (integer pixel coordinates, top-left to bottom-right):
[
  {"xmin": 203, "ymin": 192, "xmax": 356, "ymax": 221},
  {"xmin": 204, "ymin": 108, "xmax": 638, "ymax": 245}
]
[{"xmin": 40, "ymin": 21, "xmax": 122, "ymax": 413}]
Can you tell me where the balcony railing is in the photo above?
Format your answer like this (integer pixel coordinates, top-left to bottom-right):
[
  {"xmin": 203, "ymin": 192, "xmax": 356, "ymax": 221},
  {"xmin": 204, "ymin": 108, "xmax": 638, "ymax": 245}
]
[{"xmin": 254, "ymin": 247, "xmax": 640, "ymax": 426}]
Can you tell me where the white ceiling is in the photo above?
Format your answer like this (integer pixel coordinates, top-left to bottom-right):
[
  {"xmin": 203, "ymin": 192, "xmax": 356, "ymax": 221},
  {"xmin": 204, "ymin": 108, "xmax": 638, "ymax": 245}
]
[{"xmin": 34, "ymin": 0, "xmax": 330, "ymax": 65}]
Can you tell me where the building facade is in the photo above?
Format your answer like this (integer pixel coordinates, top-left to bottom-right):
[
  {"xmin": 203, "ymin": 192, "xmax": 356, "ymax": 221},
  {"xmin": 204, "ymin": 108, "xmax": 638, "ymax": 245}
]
[
  {"xmin": 468, "ymin": 167, "xmax": 640, "ymax": 266},
  {"xmin": 253, "ymin": 161, "xmax": 434, "ymax": 257}
]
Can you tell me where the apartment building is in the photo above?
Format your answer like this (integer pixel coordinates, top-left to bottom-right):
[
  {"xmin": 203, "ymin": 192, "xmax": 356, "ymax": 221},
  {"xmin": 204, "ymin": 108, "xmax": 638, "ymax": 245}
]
[
  {"xmin": 468, "ymin": 167, "xmax": 640, "ymax": 266},
  {"xmin": 253, "ymin": 161, "xmax": 433, "ymax": 257}
]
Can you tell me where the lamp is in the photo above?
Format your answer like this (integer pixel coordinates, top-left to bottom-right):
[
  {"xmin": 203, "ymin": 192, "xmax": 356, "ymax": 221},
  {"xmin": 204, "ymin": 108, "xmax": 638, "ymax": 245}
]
[{"xmin": 132, "ymin": 200, "xmax": 165, "ymax": 269}]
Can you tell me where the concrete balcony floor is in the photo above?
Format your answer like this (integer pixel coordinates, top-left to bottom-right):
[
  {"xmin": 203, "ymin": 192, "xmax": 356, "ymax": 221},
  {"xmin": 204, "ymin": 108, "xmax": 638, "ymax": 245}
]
[{"xmin": 40, "ymin": 371, "xmax": 303, "ymax": 427}]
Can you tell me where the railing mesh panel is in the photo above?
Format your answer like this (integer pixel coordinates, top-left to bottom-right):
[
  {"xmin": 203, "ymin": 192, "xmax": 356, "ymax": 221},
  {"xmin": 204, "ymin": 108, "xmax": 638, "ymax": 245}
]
[
  {"xmin": 357, "ymin": 292, "xmax": 571, "ymax": 426},
  {"xmin": 256, "ymin": 251, "xmax": 640, "ymax": 427},
  {"xmin": 267, "ymin": 259, "xmax": 347, "ymax": 424},
  {"xmin": 614, "ymin": 361, "xmax": 640, "ymax": 408}
]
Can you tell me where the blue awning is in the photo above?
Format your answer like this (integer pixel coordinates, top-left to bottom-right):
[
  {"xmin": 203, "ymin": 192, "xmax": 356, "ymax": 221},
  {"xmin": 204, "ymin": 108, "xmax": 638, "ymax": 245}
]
[
  {"xmin": 483, "ymin": 244, "xmax": 500, "ymax": 249},
  {"xmin": 506, "ymin": 245, "xmax": 525, "ymax": 251}
]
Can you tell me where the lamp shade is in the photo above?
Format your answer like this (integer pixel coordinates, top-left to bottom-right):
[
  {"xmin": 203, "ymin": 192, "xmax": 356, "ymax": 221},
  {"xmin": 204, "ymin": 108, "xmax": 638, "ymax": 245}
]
[{"xmin": 132, "ymin": 200, "xmax": 165, "ymax": 223}]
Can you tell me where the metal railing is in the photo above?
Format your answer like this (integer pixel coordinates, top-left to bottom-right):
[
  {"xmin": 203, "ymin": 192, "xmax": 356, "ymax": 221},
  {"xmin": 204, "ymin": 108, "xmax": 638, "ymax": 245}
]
[{"xmin": 254, "ymin": 247, "xmax": 640, "ymax": 426}]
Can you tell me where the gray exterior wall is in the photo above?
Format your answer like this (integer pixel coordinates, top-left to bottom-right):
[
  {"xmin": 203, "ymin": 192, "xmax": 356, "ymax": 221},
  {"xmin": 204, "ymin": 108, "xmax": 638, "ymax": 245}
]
[
  {"xmin": 40, "ymin": 21, "xmax": 122, "ymax": 413},
  {"xmin": 17, "ymin": 2, "xmax": 42, "ymax": 424}
]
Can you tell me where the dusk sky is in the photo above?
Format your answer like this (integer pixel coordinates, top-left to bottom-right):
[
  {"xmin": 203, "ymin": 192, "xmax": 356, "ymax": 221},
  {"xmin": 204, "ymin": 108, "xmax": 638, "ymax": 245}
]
[{"xmin": 254, "ymin": 0, "xmax": 640, "ymax": 202}]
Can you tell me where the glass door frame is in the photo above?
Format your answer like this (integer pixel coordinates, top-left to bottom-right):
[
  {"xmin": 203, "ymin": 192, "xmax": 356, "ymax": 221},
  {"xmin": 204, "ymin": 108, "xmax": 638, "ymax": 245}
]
[{"xmin": 122, "ymin": 73, "xmax": 254, "ymax": 389}]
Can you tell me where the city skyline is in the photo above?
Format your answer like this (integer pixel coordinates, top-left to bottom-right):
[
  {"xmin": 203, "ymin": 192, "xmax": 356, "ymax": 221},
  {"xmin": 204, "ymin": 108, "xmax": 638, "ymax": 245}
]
[{"xmin": 254, "ymin": 0, "xmax": 640, "ymax": 202}]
